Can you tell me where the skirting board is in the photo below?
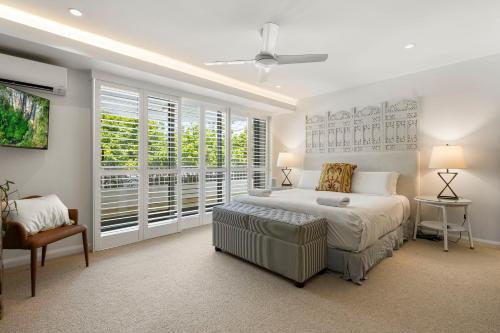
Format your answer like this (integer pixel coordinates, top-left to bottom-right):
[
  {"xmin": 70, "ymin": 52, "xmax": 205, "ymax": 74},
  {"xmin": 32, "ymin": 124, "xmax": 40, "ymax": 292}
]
[
  {"xmin": 3, "ymin": 243, "xmax": 91, "ymax": 269},
  {"xmin": 465, "ymin": 237, "xmax": 500, "ymax": 247},
  {"xmin": 3, "ymin": 232, "xmax": 497, "ymax": 270}
]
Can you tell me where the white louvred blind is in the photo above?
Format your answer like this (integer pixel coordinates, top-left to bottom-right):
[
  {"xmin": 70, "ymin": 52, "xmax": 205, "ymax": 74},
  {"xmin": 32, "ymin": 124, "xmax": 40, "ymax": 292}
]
[
  {"xmin": 181, "ymin": 104, "xmax": 200, "ymax": 168},
  {"xmin": 205, "ymin": 109, "xmax": 226, "ymax": 168},
  {"xmin": 94, "ymin": 78, "xmax": 271, "ymax": 250},
  {"xmin": 147, "ymin": 96, "xmax": 178, "ymax": 169},
  {"xmin": 98, "ymin": 84, "xmax": 141, "ymax": 234},
  {"xmin": 230, "ymin": 170, "xmax": 248, "ymax": 198},
  {"xmin": 205, "ymin": 171, "xmax": 226, "ymax": 211},
  {"xmin": 181, "ymin": 172, "xmax": 200, "ymax": 217},
  {"xmin": 251, "ymin": 118, "xmax": 268, "ymax": 189},
  {"xmin": 148, "ymin": 173, "xmax": 177, "ymax": 224},
  {"xmin": 230, "ymin": 115, "xmax": 248, "ymax": 198},
  {"xmin": 231, "ymin": 115, "xmax": 247, "ymax": 167},
  {"xmin": 100, "ymin": 174, "xmax": 139, "ymax": 232},
  {"xmin": 99, "ymin": 85, "xmax": 140, "ymax": 170}
]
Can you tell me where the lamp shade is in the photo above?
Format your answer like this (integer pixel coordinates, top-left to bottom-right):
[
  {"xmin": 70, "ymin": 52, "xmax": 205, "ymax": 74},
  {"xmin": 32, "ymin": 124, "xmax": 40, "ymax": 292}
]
[
  {"xmin": 429, "ymin": 145, "xmax": 466, "ymax": 169},
  {"xmin": 276, "ymin": 152, "xmax": 294, "ymax": 167}
]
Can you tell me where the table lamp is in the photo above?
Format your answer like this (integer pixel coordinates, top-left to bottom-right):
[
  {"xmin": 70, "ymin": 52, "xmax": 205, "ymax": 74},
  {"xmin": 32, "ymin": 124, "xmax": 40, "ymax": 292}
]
[
  {"xmin": 276, "ymin": 152, "xmax": 294, "ymax": 186},
  {"xmin": 428, "ymin": 144, "xmax": 466, "ymax": 200}
]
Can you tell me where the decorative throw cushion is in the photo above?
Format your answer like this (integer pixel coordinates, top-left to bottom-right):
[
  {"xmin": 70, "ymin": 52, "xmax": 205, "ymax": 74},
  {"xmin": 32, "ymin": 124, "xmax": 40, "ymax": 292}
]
[
  {"xmin": 7, "ymin": 194, "xmax": 72, "ymax": 235},
  {"xmin": 315, "ymin": 163, "xmax": 357, "ymax": 193}
]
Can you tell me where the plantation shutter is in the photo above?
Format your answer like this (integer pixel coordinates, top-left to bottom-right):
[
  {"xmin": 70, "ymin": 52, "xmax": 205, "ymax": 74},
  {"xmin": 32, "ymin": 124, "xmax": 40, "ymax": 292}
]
[
  {"xmin": 94, "ymin": 76, "xmax": 272, "ymax": 250},
  {"xmin": 98, "ymin": 85, "xmax": 140, "ymax": 233},
  {"xmin": 230, "ymin": 115, "xmax": 248, "ymax": 198},
  {"xmin": 147, "ymin": 95, "xmax": 179, "ymax": 224},
  {"xmin": 205, "ymin": 109, "xmax": 227, "ymax": 211},
  {"xmin": 181, "ymin": 104, "xmax": 200, "ymax": 216},
  {"xmin": 251, "ymin": 118, "xmax": 268, "ymax": 189}
]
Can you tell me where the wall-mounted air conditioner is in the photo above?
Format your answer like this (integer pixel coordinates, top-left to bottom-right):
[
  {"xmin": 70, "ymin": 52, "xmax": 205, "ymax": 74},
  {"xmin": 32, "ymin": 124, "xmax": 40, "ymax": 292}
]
[{"xmin": 0, "ymin": 52, "xmax": 68, "ymax": 96}]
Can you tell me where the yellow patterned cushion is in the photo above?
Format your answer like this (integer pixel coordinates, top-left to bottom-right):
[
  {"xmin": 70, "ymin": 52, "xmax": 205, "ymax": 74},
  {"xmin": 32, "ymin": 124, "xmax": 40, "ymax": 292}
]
[{"xmin": 315, "ymin": 163, "xmax": 357, "ymax": 193}]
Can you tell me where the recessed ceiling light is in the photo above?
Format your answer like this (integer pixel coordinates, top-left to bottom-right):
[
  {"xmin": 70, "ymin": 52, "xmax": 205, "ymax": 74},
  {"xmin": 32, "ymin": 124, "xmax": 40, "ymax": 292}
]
[
  {"xmin": 405, "ymin": 43, "xmax": 416, "ymax": 49},
  {"xmin": 275, "ymin": 85, "xmax": 281, "ymax": 88},
  {"xmin": 69, "ymin": 8, "xmax": 82, "ymax": 17}
]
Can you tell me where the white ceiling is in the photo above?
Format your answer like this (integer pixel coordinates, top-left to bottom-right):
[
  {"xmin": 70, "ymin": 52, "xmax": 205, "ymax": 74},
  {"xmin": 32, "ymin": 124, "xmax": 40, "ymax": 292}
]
[{"xmin": 2, "ymin": 0, "xmax": 500, "ymax": 100}]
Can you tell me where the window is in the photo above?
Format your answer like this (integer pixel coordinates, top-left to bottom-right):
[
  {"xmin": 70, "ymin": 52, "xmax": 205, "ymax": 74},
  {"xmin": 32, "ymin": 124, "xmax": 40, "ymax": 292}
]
[
  {"xmin": 147, "ymin": 95, "xmax": 179, "ymax": 224},
  {"xmin": 205, "ymin": 108, "xmax": 226, "ymax": 211},
  {"xmin": 94, "ymin": 77, "xmax": 270, "ymax": 250},
  {"xmin": 98, "ymin": 85, "xmax": 140, "ymax": 235},
  {"xmin": 251, "ymin": 118, "xmax": 269, "ymax": 189},
  {"xmin": 230, "ymin": 115, "xmax": 248, "ymax": 198},
  {"xmin": 180, "ymin": 104, "xmax": 200, "ymax": 217}
]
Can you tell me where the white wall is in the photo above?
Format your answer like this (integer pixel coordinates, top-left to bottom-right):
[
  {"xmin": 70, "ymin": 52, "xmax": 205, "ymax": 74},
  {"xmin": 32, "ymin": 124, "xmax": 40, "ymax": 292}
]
[
  {"xmin": 272, "ymin": 54, "xmax": 500, "ymax": 244},
  {"xmin": 1, "ymin": 69, "xmax": 92, "ymax": 266}
]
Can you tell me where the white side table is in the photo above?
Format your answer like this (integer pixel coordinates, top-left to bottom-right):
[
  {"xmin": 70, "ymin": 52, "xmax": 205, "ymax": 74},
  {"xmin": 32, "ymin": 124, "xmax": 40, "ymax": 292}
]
[{"xmin": 413, "ymin": 196, "xmax": 474, "ymax": 252}]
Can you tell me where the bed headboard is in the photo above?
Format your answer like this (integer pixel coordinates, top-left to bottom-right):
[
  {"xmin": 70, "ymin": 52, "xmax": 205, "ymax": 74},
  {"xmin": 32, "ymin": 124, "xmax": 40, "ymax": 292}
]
[{"xmin": 304, "ymin": 151, "xmax": 420, "ymax": 217}]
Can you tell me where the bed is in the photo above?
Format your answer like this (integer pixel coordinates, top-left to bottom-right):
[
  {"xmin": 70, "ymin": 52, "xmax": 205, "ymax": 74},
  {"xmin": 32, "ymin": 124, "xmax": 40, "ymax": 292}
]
[
  {"xmin": 234, "ymin": 151, "xmax": 419, "ymax": 283},
  {"xmin": 233, "ymin": 189, "xmax": 410, "ymax": 252}
]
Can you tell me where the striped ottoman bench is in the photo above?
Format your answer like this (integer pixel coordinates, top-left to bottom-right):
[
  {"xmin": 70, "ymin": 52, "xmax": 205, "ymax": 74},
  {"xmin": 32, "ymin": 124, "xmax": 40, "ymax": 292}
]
[{"xmin": 212, "ymin": 202, "xmax": 327, "ymax": 287}]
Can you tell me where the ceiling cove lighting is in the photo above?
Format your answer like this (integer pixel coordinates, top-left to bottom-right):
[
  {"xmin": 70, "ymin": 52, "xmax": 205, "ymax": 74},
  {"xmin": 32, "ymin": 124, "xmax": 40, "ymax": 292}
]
[
  {"xmin": 68, "ymin": 8, "xmax": 82, "ymax": 17},
  {"xmin": 405, "ymin": 43, "xmax": 416, "ymax": 49},
  {"xmin": 0, "ymin": 4, "xmax": 296, "ymax": 106}
]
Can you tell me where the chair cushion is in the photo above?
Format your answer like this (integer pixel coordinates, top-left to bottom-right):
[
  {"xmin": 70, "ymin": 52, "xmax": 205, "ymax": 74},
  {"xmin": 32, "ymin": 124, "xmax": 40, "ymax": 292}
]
[
  {"xmin": 25, "ymin": 224, "xmax": 86, "ymax": 248},
  {"xmin": 248, "ymin": 209, "xmax": 326, "ymax": 245}
]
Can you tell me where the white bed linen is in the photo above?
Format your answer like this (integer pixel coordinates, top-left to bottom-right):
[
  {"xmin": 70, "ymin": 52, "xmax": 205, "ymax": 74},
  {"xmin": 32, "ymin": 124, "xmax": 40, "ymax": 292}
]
[{"xmin": 233, "ymin": 188, "xmax": 410, "ymax": 252}]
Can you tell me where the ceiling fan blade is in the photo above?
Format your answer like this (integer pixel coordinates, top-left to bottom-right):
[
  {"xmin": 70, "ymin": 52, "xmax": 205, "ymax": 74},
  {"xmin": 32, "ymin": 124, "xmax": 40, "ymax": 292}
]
[
  {"xmin": 258, "ymin": 67, "xmax": 271, "ymax": 83},
  {"xmin": 260, "ymin": 22, "xmax": 279, "ymax": 54},
  {"xmin": 204, "ymin": 59, "xmax": 255, "ymax": 66},
  {"xmin": 276, "ymin": 54, "xmax": 328, "ymax": 65}
]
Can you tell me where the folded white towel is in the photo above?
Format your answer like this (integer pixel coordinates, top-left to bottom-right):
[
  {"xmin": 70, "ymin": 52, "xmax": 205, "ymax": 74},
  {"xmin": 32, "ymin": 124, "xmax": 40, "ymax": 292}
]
[
  {"xmin": 248, "ymin": 189, "xmax": 272, "ymax": 197},
  {"xmin": 316, "ymin": 196, "xmax": 350, "ymax": 207}
]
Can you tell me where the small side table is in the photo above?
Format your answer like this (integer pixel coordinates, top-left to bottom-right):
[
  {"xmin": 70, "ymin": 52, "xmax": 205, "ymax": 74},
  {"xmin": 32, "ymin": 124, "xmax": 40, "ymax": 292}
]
[{"xmin": 413, "ymin": 196, "xmax": 474, "ymax": 252}]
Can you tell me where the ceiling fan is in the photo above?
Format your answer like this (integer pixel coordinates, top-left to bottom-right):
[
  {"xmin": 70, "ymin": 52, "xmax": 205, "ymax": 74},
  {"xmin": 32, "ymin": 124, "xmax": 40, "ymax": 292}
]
[{"xmin": 204, "ymin": 22, "xmax": 328, "ymax": 83}]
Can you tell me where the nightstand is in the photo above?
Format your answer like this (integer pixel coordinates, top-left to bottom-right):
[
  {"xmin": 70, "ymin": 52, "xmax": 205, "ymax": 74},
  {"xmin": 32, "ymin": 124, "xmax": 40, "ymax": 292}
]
[{"xmin": 413, "ymin": 196, "xmax": 473, "ymax": 252}]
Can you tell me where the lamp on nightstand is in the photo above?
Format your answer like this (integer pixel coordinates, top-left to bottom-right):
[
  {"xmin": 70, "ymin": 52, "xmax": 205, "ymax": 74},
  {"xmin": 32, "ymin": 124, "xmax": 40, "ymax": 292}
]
[
  {"xmin": 276, "ymin": 152, "xmax": 294, "ymax": 186},
  {"xmin": 429, "ymin": 144, "xmax": 466, "ymax": 200}
]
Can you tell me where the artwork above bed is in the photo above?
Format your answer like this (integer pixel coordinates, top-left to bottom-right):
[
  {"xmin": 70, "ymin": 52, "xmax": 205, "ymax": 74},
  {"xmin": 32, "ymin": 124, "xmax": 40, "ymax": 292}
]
[{"xmin": 305, "ymin": 98, "xmax": 419, "ymax": 154}]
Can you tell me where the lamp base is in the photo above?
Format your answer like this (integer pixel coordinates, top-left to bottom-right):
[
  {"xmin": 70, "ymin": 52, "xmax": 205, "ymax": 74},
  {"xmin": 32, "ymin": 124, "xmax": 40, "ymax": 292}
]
[
  {"xmin": 281, "ymin": 168, "xmax": 292, "ymax": 187},
  {"xmin": 437, "ymin": 194, "xmax": 459, "ymax": 200},
  {"xmin": 437, "ymin": 170, "xmax": 459, "ymax": 200}
]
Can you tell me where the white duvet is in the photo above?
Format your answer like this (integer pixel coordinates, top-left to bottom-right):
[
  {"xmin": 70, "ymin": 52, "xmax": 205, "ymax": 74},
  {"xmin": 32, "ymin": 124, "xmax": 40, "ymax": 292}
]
[{"xmin": 233, "ymin": 189, "xmax": 410, "ymax": 252}]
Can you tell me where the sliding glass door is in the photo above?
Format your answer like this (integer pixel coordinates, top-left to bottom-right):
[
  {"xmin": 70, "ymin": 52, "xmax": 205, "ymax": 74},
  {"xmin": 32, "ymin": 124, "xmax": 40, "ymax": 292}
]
[
  {"xmin": 180, "ymin": 103, "xmax": 201, "ymax": 229},
  {"xmin": 95, "ymin": 83, "xmax": 142, "ymax": 249},
  {"xmin": 93, "ymin": 77, "xmax": 270, "ymax": 250},
  {"xmin": 144, "ymin": 94, "xmax": 180, "ymax": 239},
  {"xmin": 230, "ymin": 115, "xmax": 249, "ymax": 198}
]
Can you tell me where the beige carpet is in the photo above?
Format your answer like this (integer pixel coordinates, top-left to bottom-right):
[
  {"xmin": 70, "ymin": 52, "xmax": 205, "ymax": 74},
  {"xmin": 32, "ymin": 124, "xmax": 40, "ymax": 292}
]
[{"xmin": 1, "ymin": 225, "xmax": 499, "ymax": 333}]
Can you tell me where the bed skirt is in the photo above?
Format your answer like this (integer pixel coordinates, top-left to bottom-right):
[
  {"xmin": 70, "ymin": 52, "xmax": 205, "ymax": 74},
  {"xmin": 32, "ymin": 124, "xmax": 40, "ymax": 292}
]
[{"xmin": 327, "ymin": 218, "xmax": 414, "ymax": 284}]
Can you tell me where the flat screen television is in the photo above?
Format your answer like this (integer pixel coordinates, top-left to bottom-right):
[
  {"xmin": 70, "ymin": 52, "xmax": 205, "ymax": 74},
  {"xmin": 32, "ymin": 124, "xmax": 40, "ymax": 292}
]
[{"xmin": 0, "ymin": 83, "xmax": 49, "ymax": 149}]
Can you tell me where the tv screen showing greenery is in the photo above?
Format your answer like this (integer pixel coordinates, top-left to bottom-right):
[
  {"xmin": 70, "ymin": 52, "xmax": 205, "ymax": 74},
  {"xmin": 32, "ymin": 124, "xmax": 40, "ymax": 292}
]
[{"xmin": 0, "ymin": 83, "xmax": 49, "ymax": 149}]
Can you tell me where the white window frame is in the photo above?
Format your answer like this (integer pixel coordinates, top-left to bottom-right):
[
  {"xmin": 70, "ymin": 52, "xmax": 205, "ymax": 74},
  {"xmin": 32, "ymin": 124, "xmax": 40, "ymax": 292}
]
[{"xmin": 93, "ymin": 73, "xmax": 271, "ymax": 251}]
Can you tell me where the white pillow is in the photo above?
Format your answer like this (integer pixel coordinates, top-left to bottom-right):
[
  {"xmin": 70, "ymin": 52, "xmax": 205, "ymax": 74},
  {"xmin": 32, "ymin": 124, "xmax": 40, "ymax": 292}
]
[
  {"xmin": 351, "ymin": 171, "xmax": 399, "ymax": 195},
  {"xmin": 297, "ymin": 170, "xmax": 322, "ymax": 189},
  {"xmin": 8, "ymin": 194, "xmax": 72, "ymax": 235}
]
